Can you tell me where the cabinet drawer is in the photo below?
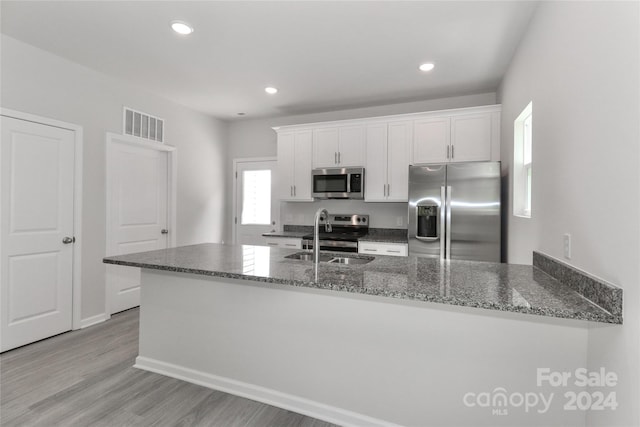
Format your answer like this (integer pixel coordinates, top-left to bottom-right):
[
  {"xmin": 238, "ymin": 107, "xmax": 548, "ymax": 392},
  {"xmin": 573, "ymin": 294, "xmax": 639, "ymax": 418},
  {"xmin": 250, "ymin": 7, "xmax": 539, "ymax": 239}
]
[
  {"xmin": 358, "ymin": 242, "xmax": 408, "ymax": 257},
  {"xmin": 264, "ymin": 237, "xmax": 302, "ymax": 249}
]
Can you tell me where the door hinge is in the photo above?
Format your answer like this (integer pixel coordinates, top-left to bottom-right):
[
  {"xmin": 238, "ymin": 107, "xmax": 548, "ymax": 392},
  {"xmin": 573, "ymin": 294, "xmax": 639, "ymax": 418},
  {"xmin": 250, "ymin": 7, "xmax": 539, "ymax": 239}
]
[
  {"xmin": 235, "ymin": 217, "xmax": 237, "ymax": 224},
  {"xmin": 235, "ymin": 171, "xmax": 238, "ymax": 179}
]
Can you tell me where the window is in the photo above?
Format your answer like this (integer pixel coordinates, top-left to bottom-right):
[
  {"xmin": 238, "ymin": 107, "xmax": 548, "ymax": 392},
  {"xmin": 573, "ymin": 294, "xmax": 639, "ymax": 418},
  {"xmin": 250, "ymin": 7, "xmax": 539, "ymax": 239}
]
[
  {"xmin": 513, "ymin": 102, "xmax": 532, "ymax": 217},
  {"xmin": 241, "ymin": 170, "xmax": 271, "ymax": 225}
]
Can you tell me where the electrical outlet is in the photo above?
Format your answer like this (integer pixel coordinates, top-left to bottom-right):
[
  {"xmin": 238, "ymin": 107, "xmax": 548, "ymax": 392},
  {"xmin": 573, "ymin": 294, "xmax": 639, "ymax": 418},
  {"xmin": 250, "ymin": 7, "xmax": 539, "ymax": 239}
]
[
  {"xmin": 396, "ymin": 216, "xmax": 404, "ymax": 227},
  {"xmin": 563, "ymin": 233, "xmax": 571, "ymax": 259}
]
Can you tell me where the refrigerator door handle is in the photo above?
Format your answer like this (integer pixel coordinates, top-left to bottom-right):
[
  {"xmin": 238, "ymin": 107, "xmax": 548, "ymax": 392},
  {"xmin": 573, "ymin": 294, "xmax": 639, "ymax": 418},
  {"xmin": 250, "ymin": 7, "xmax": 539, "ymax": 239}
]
[
  {"xmin": 440, "ymin": 186, "xmax": 446, "ymax": 259},
  {"xmin": 445, "ymin": 186, "xmax": 452, "ymax": 259}
]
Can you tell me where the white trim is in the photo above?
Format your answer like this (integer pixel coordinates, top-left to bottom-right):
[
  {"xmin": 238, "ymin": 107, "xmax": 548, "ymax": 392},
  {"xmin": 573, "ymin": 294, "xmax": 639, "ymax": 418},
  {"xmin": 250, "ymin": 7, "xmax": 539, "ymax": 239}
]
[
  {"xmin": 106, "ymin": 131, "xmax": 175, "ymax": 152},
  {"xmin": 231, "ymin": 157, "xmax": 277, "ymax": 244},
  {"xmin": 105, "ymin": 132, "xmax": 177, "ymax": 318},
  {"xmin": 134, "ymin": 356, "xmax": 400, "ymax": 427},
  {"xmin": 1, "ymin": 108, "xmax": 84, "ymax": 331},
  {"xmin": 272, "ymin": 104, "xmax": 502, "ymax": 132},
  {"xmin": 80, "ymin": 313, "xmax": 108, "ymax": 329},
  {"xmin": 512, "ymin": 101, "xmax": 533, "ymax": 219}
]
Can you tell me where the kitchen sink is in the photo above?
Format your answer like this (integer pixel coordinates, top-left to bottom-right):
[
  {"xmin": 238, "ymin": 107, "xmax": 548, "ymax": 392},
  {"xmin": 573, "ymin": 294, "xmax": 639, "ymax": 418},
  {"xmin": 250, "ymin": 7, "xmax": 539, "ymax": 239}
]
[
  {"xmin": 285, "ymin": 252, "xmax": 333, "ymax": 262},
  {"xmin": 328, "ymin": 256, "xmax": 373, "ymax": 265},
  {"xmin": 284, "ymin": 252, "xmax": 373, "ymax": 265}
]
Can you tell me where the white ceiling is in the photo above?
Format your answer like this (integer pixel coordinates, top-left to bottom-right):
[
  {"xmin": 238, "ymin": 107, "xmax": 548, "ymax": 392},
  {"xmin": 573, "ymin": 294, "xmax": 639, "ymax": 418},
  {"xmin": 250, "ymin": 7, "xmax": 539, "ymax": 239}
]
[{"xmin": 1, "ymin": 1, "xmax": 538, "ymax": 120}]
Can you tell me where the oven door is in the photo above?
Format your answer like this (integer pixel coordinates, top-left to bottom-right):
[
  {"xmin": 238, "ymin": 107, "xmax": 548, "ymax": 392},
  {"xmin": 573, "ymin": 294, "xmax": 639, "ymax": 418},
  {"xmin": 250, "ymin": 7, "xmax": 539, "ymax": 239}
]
[
  {"xmin": 312, "ymin": 170, "xmax": 349, "ymax": 199},
  {"xmin": 302, "ymin": 239, "xmax": 358, "ymax": 253}
]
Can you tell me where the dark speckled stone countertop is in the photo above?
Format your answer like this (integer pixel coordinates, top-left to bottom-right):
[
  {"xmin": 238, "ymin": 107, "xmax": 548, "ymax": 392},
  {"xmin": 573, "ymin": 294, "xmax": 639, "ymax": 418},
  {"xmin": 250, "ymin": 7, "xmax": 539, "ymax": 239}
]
[{"xmin": 103, "ymin": 243, "xmax": 620, "ymax": 324}]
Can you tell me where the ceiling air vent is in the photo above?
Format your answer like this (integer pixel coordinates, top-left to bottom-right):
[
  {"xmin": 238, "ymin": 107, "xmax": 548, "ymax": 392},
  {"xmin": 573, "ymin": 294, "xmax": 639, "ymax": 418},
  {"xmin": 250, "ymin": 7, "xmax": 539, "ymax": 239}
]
[{"xmin": 123, "ymin": 107, "xmax": 164, "ymax": 142}]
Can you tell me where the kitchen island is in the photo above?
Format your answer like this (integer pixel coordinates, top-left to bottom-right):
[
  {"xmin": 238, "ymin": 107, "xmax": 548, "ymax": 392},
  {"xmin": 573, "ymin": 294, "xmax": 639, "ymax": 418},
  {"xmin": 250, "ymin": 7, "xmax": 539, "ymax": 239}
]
[{"xmin": 104, "ymin": 243, "xmax": 620, "ymax": 427}]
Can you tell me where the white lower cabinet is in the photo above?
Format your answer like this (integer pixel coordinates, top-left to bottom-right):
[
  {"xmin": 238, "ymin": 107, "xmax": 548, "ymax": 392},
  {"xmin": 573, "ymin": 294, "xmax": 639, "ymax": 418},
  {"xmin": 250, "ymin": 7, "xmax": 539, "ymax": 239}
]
[
  {"xmin": 264, "ymin": 237, "xmax": 302, "ymax": 249},
  {"xmin": 358, "ymin": 241, "xmax": 408, "ymax": 257}
]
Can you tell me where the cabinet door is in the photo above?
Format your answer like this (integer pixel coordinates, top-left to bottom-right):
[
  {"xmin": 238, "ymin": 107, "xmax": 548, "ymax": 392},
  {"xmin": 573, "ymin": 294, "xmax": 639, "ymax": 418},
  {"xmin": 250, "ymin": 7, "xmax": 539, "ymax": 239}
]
[
  {"xmin": 292, "ymin": 130, "xmax": 313, "ymax": 200},
  {"xmin": 413, "ymin": 117, "xmax": 450, "ymax": 164},
  {"xmin": 277, "ymin": 132, "xmax": 296, "ymax": 200},
  {"xmin": 386, "ymin": 121, "xmax": 412, "ymax": 202},
  {"xmin": 364, "ymin": 124, "xmax": 387, "ymax": 201},
  {"xmin": 358, "ymin": 242, "xmax": 408, "ymax": 257},
  {"xmin": 264, "ymin": 237, "xmax": 302, "ymax": 249},
  {"xmin": 337, "ymin": 126, "xmax": 365, "ymax": 167},
  {"xmin": 450, "ymin": 113, "xmax": 491, "ymax": 162},
  {"xmin": 313, "ymin": 128, "xmax": 339, "ymax": 168}
]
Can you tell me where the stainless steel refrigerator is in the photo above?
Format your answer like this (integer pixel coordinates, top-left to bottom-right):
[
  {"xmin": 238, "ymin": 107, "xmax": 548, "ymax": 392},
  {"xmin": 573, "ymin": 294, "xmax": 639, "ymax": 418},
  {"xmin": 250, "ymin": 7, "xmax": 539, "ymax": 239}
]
[{"xmin": 408, "ymin": 162, "xmax": 501, "ymax": 262}]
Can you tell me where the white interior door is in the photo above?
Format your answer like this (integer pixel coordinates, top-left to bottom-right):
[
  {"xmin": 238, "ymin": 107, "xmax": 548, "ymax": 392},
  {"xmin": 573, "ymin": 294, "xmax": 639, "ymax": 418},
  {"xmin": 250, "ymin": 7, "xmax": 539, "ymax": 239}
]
[
  {"xmin": 1, "ymin": 116, "xmax": 75, "ymax": 352},
  {"xmin": 235, "ymin": 160, "xmax": 279, "ymax": 245},
  {"xmin": 107, "ymin": 137, "xmax": 169, "ymax": 314}
]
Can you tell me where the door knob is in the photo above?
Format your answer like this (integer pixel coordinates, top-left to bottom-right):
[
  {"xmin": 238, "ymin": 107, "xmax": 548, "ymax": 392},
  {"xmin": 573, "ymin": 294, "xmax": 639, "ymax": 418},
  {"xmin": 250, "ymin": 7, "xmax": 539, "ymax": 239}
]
[
  {"xmin": 161, "ymin": 229, "xmax": 169, "ymax": 234},
  {"xmin": 62, "ymin": 236, "xmax": 74, "ymax": 244}
]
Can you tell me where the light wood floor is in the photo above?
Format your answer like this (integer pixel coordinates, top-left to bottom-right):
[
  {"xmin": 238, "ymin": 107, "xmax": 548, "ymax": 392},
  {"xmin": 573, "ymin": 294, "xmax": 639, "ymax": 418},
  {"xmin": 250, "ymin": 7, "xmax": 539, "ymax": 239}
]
[{"xmin": 0, "ymin": 308, "xmax": 337, "ymax": 427}]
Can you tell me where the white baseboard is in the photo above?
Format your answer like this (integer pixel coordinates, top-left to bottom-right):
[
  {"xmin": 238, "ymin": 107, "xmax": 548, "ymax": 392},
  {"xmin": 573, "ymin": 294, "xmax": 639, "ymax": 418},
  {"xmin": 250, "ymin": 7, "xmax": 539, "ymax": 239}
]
[
  {"xmin": 80, "ymin": 313, "xmax": 108, "ymax": 329},
  {"xmin": 134, "ymin": 356, "xmax": 399, "ymax": 427}
]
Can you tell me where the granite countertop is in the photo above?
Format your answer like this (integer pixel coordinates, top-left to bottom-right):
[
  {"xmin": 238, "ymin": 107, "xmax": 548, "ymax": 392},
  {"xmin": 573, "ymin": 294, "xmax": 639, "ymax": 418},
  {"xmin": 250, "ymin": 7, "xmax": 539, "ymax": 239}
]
[
  {"xmin": 103, "ymin": 243, "xmax": 620, "ymax": 324},
  {"xmin": 358, "ymin": 229, "xmax": 408, "ymax": 244}
]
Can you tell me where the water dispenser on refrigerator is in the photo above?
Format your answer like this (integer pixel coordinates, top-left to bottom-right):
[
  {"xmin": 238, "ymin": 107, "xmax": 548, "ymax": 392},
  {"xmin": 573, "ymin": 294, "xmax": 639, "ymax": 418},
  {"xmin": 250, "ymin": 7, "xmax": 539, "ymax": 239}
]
[{"xmin": 416, "ymin": 204, "xmax": 439, "ymax": 241}]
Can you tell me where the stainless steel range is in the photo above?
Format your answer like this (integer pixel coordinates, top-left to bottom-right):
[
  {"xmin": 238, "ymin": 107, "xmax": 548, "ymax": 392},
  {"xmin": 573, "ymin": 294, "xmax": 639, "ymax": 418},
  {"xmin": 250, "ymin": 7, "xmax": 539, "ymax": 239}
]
[{"xmin": 302, "ymin": 214, "xmax": 369, "ymax": 253}]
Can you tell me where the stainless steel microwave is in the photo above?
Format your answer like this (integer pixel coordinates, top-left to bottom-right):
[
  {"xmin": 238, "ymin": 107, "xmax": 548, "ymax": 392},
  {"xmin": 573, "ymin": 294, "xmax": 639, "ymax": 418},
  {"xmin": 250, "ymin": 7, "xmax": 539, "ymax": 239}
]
[{"xmin": 312, "ymin": 167, "xmax": 364, "ymax": 199}]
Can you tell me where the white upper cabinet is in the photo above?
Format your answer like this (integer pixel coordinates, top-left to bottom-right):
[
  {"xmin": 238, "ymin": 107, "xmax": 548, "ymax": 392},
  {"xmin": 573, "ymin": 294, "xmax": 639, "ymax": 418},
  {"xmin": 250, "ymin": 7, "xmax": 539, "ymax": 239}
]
[
  {"xmin": 365, "ymin": 121, "xmax": 412, "ymax": 202},
  {"xmin": 313, "ymin": 125, "xmax": 365, "ymax": 168},
  {"xmin": 337, "ymin": 126, "xmax": 365, "ymax": 167},
  {"xmin": 274, "ymin": 105, "xmax": 500, "ymax": 202},
  {"xmin": 412, "ymin": 106, "xmax": 500, "ymax": 165},
  {"xmin": 277, "ymin": 130, "xmax": 313, "ymax": 201},
  {"xmin": 364, "ymin": 124, "xmax": 387, "ymax": 201},
  {"xmin": 386, "ymin": 121, "xmax": 413, "ymax": 201},
  {"xmin": 413, "ymin": 117, "xmax": 450, "ymax": 165},
  {"xmin": 313, "ymin": 128, "xmax": 339, "ymax": 168},
  {"xmin": 450, "ymin": 113, "xmax": 492, "ymax": 162}
]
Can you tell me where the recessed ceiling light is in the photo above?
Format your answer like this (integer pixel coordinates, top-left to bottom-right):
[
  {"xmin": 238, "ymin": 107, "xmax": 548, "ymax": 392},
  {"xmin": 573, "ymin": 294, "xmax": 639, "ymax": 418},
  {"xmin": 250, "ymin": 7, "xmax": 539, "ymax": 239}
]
[
  {"xmin": 171, "ymin": 21, "xmax": 194, "ymax": 35},
  {"xmin": 237, "ymin": 112, "xmax": 246, "ymax": 116},
  {"xmin": 265, "ymin": 87, "xmax": 278, "ymax": 95},
  {"xmin": 419, "ymin": 63, "xmax": 435, "ymax": 72}
]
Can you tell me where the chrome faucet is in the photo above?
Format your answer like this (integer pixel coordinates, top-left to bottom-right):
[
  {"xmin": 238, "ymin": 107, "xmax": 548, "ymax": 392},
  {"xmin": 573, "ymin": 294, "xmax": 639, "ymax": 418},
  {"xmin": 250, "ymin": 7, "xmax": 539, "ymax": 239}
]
[{"xmin": 313, "ymin": 208, "xmax": 332, "ymax": 265}]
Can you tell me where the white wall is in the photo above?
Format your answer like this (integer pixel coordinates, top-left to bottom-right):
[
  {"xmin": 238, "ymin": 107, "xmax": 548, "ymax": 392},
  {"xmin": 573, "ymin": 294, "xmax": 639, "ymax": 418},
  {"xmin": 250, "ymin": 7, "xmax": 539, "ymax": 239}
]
[
  {"xmin": 227, "ymin": 93, "xmax": 497, "ymax": 240},
  {"xmin": 0, "ymin": 35, "xmax": 228, "ymax": 321},
  {"xmin": 498, "ymin": 2, "xmax": 640, "ymax": 426}
]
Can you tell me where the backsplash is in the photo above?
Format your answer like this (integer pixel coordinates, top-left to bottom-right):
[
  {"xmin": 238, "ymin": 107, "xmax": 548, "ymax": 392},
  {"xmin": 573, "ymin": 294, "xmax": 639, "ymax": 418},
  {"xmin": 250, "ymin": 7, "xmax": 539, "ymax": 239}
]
[
  {"xmin": 279, "ymin": 200, "xmax": 408, "ymax": 229},
  {"xmin": 533, "ymin": 251, "xmax": 623, "ymax": 320}
]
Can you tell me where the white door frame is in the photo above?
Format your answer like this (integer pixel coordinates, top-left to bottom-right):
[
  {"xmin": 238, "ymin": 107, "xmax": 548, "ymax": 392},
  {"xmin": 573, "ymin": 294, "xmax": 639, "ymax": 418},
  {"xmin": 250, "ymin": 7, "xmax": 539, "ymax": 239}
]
[
  {"xmin": 232, "ymin": 157, "xmax": 277, "ymax": 244},
  {"xmin": 105, "ymin": 132, "xmax": 177, "ymax": 318},
  {"xmin": 0, "ymin": 108, "xmax": 84, "ymax": 330}
]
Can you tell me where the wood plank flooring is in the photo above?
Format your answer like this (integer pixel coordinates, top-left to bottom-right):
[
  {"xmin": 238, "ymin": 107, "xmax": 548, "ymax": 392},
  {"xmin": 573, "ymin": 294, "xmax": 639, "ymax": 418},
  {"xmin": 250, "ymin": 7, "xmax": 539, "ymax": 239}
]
[{"xmin": 0, "ymin": 308, "xmax": 337, "ymax": 427}]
